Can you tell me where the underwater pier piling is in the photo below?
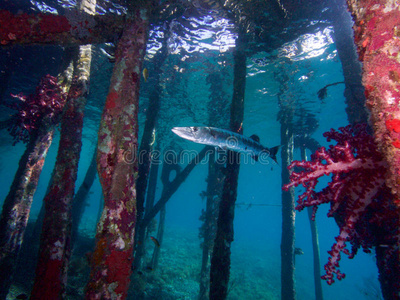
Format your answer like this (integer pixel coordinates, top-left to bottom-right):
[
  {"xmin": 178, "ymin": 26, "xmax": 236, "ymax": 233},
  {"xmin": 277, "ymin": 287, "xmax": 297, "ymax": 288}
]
[
  {"xmin": 300, "ymin": 147, "xmax": 323, "ymax": 300},
  {"xmin": 0, "ymin": 111, "xmax": 56, "ymax": 299},
  {"xmin": 307, "ymin": 203, "xmax": 323, "ymax": 300},
  {"xmin": 133, "ymin": 88, "xmax": 160, "ymax": 270},
  {"xmin": 329, "ymin": 0, "xmax": 367, "ymax": 125},
  {"xmin": 346, "ymin": 1, "xmax": 400, "ymax": 200},
  {"xmin": 0, "ymin": 68, "xmax": 72, "ymax": 298},
  {"xmin": 144, "ymin": 156, "xmax": 159, "ymax": 233},
  {"xmin": 209, "ymin": 38, "xmax": 246, "ymax": 300},
  {"xmin": 85, "ymin": 3, "xmax": 152, "ymax": 298},
  {"xmin": 133, "ymin": 31, "xmax": 169, "ymax": 270},
  {"xmin": 198, "ymin": 150, "xmax": 223, "ymax": 300},
  {"xmin": 199, "ymin": 66, "xmax": 229, "ymax": 300},
  {"xmin": 348, "ymin": 0, "xmax": 400, "ymax": 197},
  {"xmin": 150, "ymin": 203, "xmax": 165, "ymax": 270},
  {"xmin": 143, "ymin": 149, "xmax": 160, "ymax": 271},
  {"xmin": 30, "ymin": 43, "xmax": 93, "ymax": 299},
  {"xmin": 274, "ymin": 58, "xmax": 297, "ymax": 299},
  {"xmin": 71, "ymin": 149, "xmax": 98, "ymax": 245},
  {"xmin": 279, "ymin": 112, "xmax": 296, "ymax": 300},
  {"xmin": 346, "ymin": 1, "xmax": 400, "ymax": 298}
]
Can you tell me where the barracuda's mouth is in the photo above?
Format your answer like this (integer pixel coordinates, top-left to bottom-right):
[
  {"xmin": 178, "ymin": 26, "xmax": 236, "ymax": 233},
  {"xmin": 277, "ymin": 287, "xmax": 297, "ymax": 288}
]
[{"xmin": 171, "ymin": 127, "xmax": 198, "ymax": 142}]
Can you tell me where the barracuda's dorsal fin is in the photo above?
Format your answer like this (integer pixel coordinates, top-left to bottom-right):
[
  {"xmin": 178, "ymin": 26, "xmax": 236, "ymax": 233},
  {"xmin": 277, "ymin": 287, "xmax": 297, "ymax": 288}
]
[{"xmin": 250, "ymin": 134, "xmax": 260, "ymax": 143}]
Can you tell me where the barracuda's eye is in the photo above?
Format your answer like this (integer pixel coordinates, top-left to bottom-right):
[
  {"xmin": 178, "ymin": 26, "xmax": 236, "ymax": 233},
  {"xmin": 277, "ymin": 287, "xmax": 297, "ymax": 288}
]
[{"xmin": 192, "ymin": 127, "xmax": 198, "ymax": 132}]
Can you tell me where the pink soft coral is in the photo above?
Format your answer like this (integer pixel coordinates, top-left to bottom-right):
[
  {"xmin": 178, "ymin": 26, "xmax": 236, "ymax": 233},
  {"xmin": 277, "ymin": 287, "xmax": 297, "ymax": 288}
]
[
  {"xmin": 7, "ymin": 74, "xmax": 66, "ymax": 144},
  {"xmin": 283, "ymin": 124, "xmax": 395, "ymax": 284}
]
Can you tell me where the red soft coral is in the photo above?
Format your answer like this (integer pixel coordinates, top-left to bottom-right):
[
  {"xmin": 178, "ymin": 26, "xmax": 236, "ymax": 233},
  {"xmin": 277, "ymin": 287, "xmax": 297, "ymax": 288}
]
[{"xmin": 283, "ymin": 124, "xmax": 394, "ymax": 284}]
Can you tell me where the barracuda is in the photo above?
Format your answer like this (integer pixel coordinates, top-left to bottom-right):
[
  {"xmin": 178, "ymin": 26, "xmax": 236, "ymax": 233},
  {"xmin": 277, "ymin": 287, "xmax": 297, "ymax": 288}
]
[{"xmin": 171, "ymin": 126, "xmax": 280, "ymax": 163}]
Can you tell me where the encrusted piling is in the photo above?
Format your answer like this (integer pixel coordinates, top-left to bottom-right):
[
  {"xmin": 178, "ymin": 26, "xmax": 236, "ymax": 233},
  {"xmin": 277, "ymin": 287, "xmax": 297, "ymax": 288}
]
[
  {"xmin": 31, "ymin": 44, "xmax": 92, "ymax": 299},
  {"xmin": 85, "ymin": 5, "xmax": 150, "ymax": 299},
  {"xmin": 0, "ymin": 72, "xmax": 71, "ymax": 299},
  {"xmin": 0, "ymin": 130, "xmax": 54, "ymax": 299},
  {"xmin": 346, "ymin": 1, "xmax": 400, "ymax": 202},
  {"xmin": 346, "ymin": 1, "xmax": 400, "ymax": 298}
]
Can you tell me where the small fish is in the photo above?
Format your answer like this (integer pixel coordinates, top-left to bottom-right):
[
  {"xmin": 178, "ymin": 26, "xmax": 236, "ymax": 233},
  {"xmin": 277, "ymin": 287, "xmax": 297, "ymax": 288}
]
[
  {"xmin": 171, "ymin": 126, "xmax": 281, "ymax": 163},
  {"xmin": 16, "ymin": 294, "xmax": 28, "ymax": 300},
  {"xmin": 150, "ymin": 236, "xmax": 160, "ymax": 247},
  {"xmin": 142, "ymin": 68, "xmax": 149, "ymax": 82},
  {"xmin": 294, "ymin": 247, "xmax": 304, "ymax": 256},
  {"xmin": 293, "ymin": 247, "xmax": 304, "ymax": 265}
]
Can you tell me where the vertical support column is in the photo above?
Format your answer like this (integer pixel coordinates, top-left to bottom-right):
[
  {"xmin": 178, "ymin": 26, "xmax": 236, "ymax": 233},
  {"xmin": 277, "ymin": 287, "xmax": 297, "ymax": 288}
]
[
  {"xmin": 30, "ymin": 1, "xmax": 96, "ymax": 297},
  {"xmin": 209, "ymin": 40, "xmax": 246, "ymax": 300},
  {"xmin": 133, "ymin": 31, "xmax": 169, "ymax": 268},
  {"xmin": 71, "ymin": 149, "xmax": 98, "ymax": 245},
  {"xmin": 330, "ymin": 0, "xmax": 368, "ymax": 124},
  {"xmin": 31, "ymin": 43, "xmax": 93, "ymax": 299},
  {"xmin": 199, "ymin": 57, "xmax": 230, "ymax": 300},
  {"xmin": 346, "ymin": 1, "xmax": 400, "ymax": 200},
  {"xmin": 85, "ymin": 5, "xmax": 150, "ymax": 299},
  {"xmin": 150, "ymin": 205, "xmax": 165, "ymax": 269},
  {"xmin": 0, "ymin": 71, "xmax": 71, "ymax": 299},
  {"xmin": 300, "ymin": 147, "xmax": 323, "ymax": 300},
  {"xmin": 346, "ymin": 1, "xmax": 400, "ymax": 299},
  {"xmin": 280, "ymin": 114, "xmax": 296, "ymax": 300}
]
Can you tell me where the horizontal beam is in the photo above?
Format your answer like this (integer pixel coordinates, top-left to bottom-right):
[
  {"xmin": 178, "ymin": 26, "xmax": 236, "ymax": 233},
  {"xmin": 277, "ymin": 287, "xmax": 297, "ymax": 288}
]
[{"xmin": 0, "ymin": 10, "xmax": 125, "ymax": 46}]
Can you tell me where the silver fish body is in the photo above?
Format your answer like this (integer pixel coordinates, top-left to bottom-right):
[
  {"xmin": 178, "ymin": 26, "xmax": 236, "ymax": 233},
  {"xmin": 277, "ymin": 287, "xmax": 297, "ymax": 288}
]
[{"xmin": 171, "ymin": 126, "xmax": 280, "ymax": 163}]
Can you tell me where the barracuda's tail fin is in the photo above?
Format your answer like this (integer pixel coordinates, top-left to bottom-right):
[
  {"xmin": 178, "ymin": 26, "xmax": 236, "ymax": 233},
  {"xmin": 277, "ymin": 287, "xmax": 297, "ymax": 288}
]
[{"xmin": 269, "ymin": 145, "xmax": 281, "ymax": 164}]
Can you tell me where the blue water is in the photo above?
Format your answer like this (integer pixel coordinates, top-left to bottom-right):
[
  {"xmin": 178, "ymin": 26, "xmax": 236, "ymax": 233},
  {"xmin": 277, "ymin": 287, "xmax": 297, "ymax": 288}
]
[{"xmin": 0, "ymin": 0, "xmax": 383, "ymax": 299}]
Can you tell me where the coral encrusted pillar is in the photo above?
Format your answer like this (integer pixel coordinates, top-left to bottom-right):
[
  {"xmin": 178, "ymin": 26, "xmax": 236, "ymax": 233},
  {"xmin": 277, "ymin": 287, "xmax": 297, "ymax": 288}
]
[
  {"xmin": 346, "ymin": 1, "xmax": 400, "ymax": 201},
  {"xmin": 85, "ymin": 5, "xmax": 151, "ymax": 300},
  {"xmin": 0, "ymin": 70, "xmax": 71, "ymax": 299},
  {"xmin": 30, "ymin": 46, "xmax": 92, "ymax": 300},
  {"xmin": 346, "ymin": 1, "xmax": 400, "ymax": 299}
]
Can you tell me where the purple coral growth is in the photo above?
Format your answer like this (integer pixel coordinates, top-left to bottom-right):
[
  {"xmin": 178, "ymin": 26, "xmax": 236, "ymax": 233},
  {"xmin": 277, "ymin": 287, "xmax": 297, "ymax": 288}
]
[{"xmin": 7, "ymin": 74, "xmax": 66, "ymax": 144}]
